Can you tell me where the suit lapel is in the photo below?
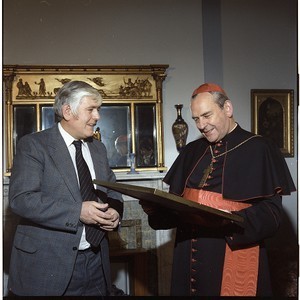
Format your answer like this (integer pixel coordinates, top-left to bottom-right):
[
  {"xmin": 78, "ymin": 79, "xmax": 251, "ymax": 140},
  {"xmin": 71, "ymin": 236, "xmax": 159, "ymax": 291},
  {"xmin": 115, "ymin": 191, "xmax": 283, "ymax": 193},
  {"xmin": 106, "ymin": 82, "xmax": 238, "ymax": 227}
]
[
  {"xmin": 88, "ymin": 140, "xmax": 101, "ymax": 180},
  {"xmin": 47, "ymin": 125, "xmax": 81, "ymax": 202}
]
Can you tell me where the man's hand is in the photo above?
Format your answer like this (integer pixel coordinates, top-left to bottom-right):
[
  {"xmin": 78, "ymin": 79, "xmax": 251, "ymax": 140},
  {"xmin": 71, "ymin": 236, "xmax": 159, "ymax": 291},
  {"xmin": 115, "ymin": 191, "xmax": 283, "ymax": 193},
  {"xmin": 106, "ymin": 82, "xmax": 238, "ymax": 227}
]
[
  {"xmin": 80, "ymin": 201, "xmax": 120, "ymax": 231},
  {"xmin": 139, "ymin": 200, "xmax": 158, "ymax": 215}
]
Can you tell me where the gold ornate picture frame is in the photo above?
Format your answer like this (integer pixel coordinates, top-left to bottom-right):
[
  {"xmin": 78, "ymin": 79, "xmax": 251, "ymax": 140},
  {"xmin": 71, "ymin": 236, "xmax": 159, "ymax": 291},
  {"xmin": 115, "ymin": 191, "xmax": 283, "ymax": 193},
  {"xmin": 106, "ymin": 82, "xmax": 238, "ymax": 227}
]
[
  {"xmin": 3, "ymin": 65, "xmax": 169, "ymax": 175},
  {"xmin": 251, "ymin": 89, "xmax": 294, "ymax": 157}
]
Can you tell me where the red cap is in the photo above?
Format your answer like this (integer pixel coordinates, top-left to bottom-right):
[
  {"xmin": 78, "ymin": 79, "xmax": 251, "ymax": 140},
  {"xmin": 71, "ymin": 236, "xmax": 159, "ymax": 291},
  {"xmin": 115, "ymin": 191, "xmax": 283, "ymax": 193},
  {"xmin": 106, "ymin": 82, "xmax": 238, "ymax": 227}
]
[{"xmin": 192, "ymin": 83, "xmax": 227, "ymax": 97}]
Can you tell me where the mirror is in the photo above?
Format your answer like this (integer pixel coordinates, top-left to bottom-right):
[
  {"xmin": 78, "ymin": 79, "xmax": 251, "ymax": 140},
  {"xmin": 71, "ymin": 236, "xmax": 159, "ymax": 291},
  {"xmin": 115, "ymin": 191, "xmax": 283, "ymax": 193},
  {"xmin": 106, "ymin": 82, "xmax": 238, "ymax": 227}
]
[{"xmin": 3, "ymin": 65, "xmax": 168, "ymax": 175}]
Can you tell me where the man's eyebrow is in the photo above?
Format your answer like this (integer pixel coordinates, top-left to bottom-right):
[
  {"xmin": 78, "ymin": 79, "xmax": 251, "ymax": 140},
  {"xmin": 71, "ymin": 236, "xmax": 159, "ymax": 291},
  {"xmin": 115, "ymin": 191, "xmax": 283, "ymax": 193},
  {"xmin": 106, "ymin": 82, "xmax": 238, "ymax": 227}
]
[
  {"xmin": 86, "ymin": 104, "xmax": 101, "ymax": 108},
  {"xmin": 193, "ymin": 111, "xmax": 212, "ymax": 118}
]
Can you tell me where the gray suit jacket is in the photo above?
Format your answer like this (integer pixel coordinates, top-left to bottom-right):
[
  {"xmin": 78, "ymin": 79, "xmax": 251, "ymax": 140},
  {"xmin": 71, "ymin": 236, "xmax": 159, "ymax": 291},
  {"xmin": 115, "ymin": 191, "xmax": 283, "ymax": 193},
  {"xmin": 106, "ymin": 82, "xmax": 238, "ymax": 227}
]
[{"xmin": 8, "ymin": 124, "xmax": 124, "ymax": 296}]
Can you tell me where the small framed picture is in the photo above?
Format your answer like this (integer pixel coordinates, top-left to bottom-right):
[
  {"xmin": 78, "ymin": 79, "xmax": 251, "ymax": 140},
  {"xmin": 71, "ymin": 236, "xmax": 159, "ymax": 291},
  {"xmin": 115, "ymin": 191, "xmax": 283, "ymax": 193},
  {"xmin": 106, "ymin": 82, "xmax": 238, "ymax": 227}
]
[{"xmin": 251, "ymin": 89, "xmax": 294, "ymax": 157}]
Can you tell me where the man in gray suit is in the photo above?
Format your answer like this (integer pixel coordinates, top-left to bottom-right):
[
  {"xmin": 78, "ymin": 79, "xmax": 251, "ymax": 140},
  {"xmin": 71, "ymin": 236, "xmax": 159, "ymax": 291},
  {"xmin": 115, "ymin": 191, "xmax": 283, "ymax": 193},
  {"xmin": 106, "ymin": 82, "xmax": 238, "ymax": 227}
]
[{"xmin": 8, "ymin": 81, "xmax": 124, "ymax": 296}]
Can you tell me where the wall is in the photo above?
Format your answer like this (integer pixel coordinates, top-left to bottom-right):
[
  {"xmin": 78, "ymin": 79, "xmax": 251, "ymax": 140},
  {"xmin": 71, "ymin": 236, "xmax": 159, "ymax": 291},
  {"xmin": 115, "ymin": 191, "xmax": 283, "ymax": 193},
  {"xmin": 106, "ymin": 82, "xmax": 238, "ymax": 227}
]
[
  {"xmin": 221, "ymin": 0, "xmax": 298, "ymax": 228},
  {"xmin": 3, "ymin": 0, "xmax": 298, "ymax": 296}
]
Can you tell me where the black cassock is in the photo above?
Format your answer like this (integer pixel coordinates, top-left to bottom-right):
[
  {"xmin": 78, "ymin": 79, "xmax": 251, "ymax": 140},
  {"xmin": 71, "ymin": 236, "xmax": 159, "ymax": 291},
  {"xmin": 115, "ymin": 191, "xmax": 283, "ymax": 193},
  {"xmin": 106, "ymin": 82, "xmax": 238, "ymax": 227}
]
[{"xmin": 148, "ymin": 125, "xmax": 295, "ymax": 296}]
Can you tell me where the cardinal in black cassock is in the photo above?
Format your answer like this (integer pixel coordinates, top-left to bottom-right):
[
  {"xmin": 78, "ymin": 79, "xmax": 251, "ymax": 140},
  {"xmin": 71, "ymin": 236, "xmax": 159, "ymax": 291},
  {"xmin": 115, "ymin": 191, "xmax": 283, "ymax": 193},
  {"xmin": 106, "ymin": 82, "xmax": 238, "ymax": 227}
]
[{"xmin": 142, "ymin": 83, "xmax": 296, "ymax": 297}]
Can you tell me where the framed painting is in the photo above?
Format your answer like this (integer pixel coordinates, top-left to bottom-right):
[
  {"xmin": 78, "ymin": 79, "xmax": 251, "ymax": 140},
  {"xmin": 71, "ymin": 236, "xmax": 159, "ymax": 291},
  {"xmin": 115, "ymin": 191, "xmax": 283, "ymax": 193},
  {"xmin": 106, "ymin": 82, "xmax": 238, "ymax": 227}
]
[{"xmin": 251, "ymin": 89, "xmax": 294, "ymax": 157}]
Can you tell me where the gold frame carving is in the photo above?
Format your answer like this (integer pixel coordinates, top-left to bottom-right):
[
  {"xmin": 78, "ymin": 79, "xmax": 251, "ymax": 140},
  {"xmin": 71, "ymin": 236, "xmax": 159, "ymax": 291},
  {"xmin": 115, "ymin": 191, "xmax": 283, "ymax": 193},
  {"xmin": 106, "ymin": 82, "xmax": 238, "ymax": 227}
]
[
  {"xmin": 251, "ymin": 89, "xmax": 294, "ymax": 157},
  {"xmin": 3, "ymin": 65, "xmax": 169, "ymax": 175}
]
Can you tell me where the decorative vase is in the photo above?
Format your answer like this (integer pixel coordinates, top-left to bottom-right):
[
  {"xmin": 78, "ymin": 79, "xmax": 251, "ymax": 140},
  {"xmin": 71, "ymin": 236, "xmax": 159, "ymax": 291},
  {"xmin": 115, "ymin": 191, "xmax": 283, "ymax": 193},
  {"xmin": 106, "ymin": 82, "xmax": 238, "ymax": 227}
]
[{"xmin": 172, "ymin": 104, "xmax": 188, "ymax": 152}]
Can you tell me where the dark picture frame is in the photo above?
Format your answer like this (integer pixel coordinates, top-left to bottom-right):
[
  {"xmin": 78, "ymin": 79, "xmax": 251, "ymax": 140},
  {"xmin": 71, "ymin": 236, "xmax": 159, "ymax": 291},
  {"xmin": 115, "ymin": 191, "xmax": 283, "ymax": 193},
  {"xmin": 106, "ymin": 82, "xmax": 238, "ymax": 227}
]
[{"xmin": 251, "ymin": 89, "xmax": 294, "ymax": 157}]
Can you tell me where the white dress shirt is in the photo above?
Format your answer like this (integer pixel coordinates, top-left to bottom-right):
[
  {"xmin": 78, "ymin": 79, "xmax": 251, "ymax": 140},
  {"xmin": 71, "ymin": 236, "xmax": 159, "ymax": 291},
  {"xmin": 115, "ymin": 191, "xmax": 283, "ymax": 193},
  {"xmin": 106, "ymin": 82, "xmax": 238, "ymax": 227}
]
[{"xmin": 58, "ymin": 122, "xmax": 97, "ymax": 250}]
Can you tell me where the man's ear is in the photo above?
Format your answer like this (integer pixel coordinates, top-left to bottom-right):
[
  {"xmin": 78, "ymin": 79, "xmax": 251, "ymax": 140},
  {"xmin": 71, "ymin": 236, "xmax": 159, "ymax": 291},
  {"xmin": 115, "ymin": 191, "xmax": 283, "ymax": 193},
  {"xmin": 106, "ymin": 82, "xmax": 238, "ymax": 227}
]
[
  {"xmin": 61, "ymin": 104, "xmax": 72, "ymax": 120},
  {"xmin": 224, "ymin": 100, "xmax": 233, "ymax": 117}
]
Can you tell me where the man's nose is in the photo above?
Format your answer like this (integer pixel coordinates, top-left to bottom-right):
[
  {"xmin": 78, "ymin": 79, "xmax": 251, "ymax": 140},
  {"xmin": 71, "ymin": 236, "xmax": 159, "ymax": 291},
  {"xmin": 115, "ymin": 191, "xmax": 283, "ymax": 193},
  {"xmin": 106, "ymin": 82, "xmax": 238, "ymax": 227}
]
[
  {"xmin": 197, "ymin": 118, "xmax": 206, "ymax": 130},
  {"xmin": 93, "ymin": 110, "xmax": 100, "ymax": 120}
]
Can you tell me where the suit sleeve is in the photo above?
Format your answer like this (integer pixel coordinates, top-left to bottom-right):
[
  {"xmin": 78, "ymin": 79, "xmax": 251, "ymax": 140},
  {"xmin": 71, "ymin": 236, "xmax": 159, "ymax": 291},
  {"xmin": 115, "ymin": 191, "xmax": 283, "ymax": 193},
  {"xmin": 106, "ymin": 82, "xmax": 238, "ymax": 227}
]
[{"xmin": 92, "ymin": 140, "xmax": 124, "ymax": 219}]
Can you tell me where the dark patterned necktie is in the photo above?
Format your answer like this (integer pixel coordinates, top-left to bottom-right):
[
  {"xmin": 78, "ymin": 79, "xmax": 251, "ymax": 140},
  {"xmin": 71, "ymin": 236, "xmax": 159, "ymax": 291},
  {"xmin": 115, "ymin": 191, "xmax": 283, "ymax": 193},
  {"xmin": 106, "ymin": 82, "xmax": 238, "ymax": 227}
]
[{"xmin": 73, "ymin": 140, "xmax": 104, "ymax": 247}]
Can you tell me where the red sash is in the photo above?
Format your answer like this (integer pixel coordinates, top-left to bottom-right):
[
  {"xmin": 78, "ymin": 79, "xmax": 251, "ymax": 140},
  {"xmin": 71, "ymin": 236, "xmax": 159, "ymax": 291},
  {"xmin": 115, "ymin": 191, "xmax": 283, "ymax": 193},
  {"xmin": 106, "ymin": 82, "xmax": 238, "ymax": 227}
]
[{"xmin": 183, "ymin": 188, "xmax": 259, "ymax": 296}]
